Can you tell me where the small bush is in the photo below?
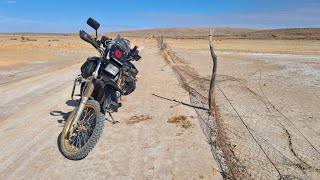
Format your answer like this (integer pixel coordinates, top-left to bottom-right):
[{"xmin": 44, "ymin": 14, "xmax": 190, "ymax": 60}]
[
  {"xmin": 21, "ymin": 36, "xmax": 37, "ymax": 42},
  {"xmin": 48, "ymin": 39, "xmax": 59, "ymax": 42}
]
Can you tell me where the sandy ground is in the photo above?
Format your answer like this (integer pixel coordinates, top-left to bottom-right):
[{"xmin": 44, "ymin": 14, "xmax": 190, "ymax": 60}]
[
  {"xmin": 1, "ymin": 34, "xmax": 319, "ymax": 179},
  {"xmin": 0, "ymin": 36, "xmax": 222, "ymax": 179},
  {"xmin": 165, "ymin": 39, "xmax": 320, "ymax": 55}
]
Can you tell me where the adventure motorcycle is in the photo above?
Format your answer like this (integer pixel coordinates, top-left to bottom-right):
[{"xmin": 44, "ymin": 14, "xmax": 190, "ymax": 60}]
[{"xmin": 58, "ymin": 17, "xmax": 141, "ymax": 160}]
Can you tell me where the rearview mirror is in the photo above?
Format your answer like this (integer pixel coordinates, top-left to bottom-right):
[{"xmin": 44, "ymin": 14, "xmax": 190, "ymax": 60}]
[{"xmin": 87, "ymin": 17, "xmax": 100, "ymax": 30}]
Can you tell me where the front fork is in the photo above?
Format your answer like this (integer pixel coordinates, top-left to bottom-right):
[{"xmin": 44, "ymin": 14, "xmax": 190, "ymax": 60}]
[
  {"xmin": 69, "ymin": 61, "xmax": 101, "ymax": 134},
  {"xmin": 69, "ymin": 81, "xmax": 95, "ymax": 134},
  {"xmin": 71, "ymin": 75, "xmax": 83, "ymax": 100}
]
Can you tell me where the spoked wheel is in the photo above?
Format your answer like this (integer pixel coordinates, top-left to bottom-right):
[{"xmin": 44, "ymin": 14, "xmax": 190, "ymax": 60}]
[{"xmin": 59, "ymin": 100, "xmax": 105, "ymax": 160}]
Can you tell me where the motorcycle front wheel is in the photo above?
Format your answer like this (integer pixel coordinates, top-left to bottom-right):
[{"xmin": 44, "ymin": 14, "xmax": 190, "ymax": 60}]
[{"xmin": 59, "ymin": 100, "xmax": 105, "ymax": 160}]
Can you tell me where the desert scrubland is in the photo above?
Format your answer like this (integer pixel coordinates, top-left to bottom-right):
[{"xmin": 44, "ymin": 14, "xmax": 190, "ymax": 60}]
[{"xmin": 0, "ymin": 28, "xmax": 319, "ymax": 179}]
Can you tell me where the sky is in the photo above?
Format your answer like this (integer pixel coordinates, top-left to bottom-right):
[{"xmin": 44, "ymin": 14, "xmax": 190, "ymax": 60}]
[{"xmin": 0, "ymin": 0, "xmax": 319, "ymax": 33}]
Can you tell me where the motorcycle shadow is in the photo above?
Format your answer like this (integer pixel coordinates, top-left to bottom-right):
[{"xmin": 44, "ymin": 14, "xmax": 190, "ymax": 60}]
[{"xmin": 50, "ymin": 99, "xmax": 79, "ymax": 125}]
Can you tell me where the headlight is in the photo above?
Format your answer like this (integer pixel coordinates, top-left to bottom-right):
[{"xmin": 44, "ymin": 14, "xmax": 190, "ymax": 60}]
[{"xmin": 105, "ymin": 63, "xmax": 119, "ymax": 76}]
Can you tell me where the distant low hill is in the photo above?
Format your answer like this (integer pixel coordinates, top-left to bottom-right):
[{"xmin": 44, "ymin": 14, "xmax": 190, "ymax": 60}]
[
  {"xmin": 1, "ymin": 28, "xmax": 319, "ymax": 40},
  {"xmin": 244, "ymin": 28, "xmax": 320, "ymax": 40},
  {"xmin": 110, "ymin": 27, "xmax": 320, "ymax": 40},
  {"xmin": 109, "ymin": 27, "xmax": 258, "ymax": 38}
]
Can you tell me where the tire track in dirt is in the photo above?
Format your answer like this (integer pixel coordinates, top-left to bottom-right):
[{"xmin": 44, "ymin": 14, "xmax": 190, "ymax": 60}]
[
  {"xmin": 0, "ymin": 68, "xmax": 78, "ymax": 175},
  {"xmin": 0, "ymin": 62, "xmax": 80, "ymax": 121},
  {"xmin": 0, "ymin": 63, "xmax": 80, "ymax": 145}
]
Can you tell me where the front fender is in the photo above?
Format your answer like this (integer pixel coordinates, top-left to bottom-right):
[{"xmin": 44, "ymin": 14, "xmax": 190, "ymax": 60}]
[
  {"xmin": 91, "ymin": 76, "xmax": 120, "ymax": 113},
  {"xmin": 103, "ymin": 86, "xmax": 118, "ymax": 112}
]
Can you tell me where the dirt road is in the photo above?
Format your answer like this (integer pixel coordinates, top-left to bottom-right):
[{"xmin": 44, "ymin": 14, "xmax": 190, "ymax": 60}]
[{"xmin": 0, "ymin": 41, "xmax": 222, "ymax": 179}]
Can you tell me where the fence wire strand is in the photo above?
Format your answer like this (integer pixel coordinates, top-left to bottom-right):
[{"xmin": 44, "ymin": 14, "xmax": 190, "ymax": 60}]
[{"xmin": 156, "ymin": 36, "xmax": 320, "ymax": 180}]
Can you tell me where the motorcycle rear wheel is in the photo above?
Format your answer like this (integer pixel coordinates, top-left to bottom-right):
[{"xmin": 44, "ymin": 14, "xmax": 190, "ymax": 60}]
[{"xmin": 59, "ymin": 100, "xmax": 105, "ymax": 160}]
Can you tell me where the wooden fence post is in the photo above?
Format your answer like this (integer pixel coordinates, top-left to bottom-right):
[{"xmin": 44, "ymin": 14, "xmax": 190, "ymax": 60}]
[{"xmin": 208, "ymin": 29, "xmax": 217, "ymax": 111}]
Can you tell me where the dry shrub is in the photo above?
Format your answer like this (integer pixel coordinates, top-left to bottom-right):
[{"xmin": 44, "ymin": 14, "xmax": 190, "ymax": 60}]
[
  {"xmin": 21, "ymin": 36, "xmax": 37, "ymax": 42},
  {"xmin": 168, "ymin": 115, "xmax": 193, "ymax": 129},
  {"xmin": 126, "ymin": 115, "xmax": 152, "ymax": 125}
]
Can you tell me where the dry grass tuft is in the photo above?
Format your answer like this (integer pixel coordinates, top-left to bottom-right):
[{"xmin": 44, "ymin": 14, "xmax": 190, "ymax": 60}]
[
  {"xmin": 168, "ymin": 115, "xmax": 193, "ymax": 129},
  {"xmin": 126, "ymin": 115, "xmax": 152, "ymax": 125},
  {"xmin": 20, "ymin": 36, "xmax": 37, "ymax": 42}
]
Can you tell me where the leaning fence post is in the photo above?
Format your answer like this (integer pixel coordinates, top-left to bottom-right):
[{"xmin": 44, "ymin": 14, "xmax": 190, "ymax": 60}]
[
  {"xmin": 158, "ymin": 35, "xmax": 164, "ymax": 50},
  {"xmin": 208, "ymin": 29, "xmax": 217, "ymax": 111}
]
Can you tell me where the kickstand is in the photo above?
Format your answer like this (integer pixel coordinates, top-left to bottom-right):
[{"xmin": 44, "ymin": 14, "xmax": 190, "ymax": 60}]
[{"xmin": 107, "ymin": 112, "xmax": 119, "ymax": 124}]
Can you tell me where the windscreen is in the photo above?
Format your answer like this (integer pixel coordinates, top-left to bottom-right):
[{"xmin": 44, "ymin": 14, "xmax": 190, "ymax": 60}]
[
  {"xmin": 108, "ymin": 35, "xmax": 131, "ymax": 64},
  {"xmin": 109, "ymin": 35, "xmax": 131, "ymax": 55}
]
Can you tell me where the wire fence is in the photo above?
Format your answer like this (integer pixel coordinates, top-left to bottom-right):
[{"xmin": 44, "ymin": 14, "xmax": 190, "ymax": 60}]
[{"xmin": 156, "ymin": 35, "xmax": 320, "ymax": 180}]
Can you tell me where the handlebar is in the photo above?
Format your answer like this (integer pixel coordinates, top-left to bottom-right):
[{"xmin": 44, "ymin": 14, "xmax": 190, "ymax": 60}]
[
  {"xmin": 101, "ymin": 36, "xmax": 112, "ymax": 47},
  {"xmin": 79, "ymin": 30, "xmax": 99, "ymax": 49},
  {"xmin": 79, "ymin": 30, "xmax": 139, "ymax": 61},
  {"xmin": 79, "ymin": 30, "xmax": 104, "ymax": 56}
]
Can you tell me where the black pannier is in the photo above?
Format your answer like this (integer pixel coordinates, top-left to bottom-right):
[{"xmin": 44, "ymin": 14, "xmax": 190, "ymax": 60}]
[
  {"xmin": 81, "ymin": 57, "xmax": 99, "ymax": 78},
  {"xmin": 121, "ymin": 62, "xmax": 138, "ymax": 95}
]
